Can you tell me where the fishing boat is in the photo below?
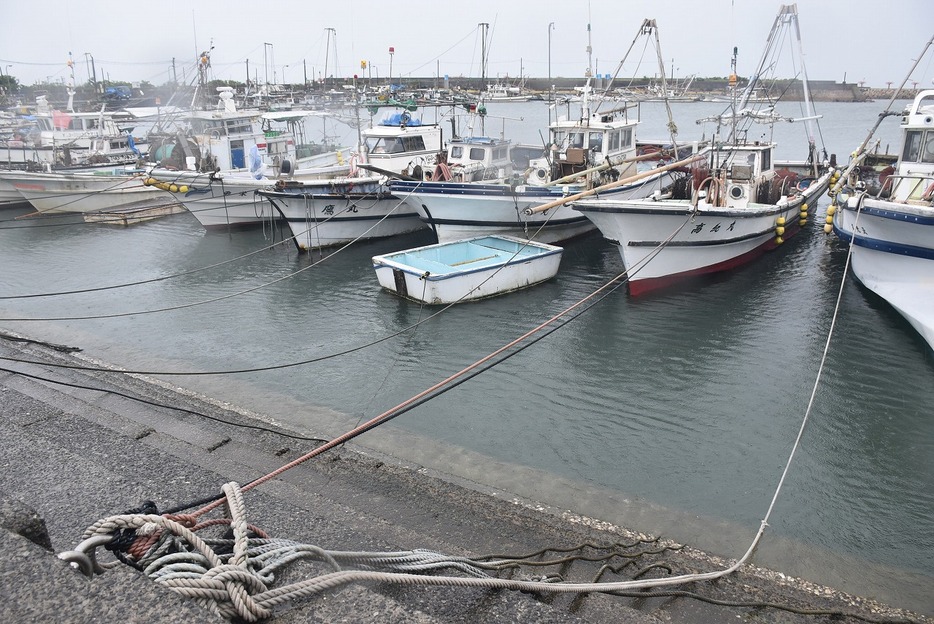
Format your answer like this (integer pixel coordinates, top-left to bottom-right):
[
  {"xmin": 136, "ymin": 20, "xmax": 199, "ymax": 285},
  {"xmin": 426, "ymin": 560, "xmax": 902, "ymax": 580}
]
[
  {"xmin": 572, "ymin": 5, "xmax": 834, "ymax": 296},
  {"xmin": 372, "ymin": 235, "xmax": 562, "ymax": 304},
  {"xmin": 259, "ymin": 104, "xmax": 442, "ymax": 251},
  {"xmin": 390, "ymin": 20, "xmax": 692, "ymax": 245},
  {"xmin": 0, "ymin": 92, "xmax": 146, "ymax": 167},
  {"xmin": 145, "ymin": 85, "xmax": 346, "ymax": 230},
  {"xmin": 2, "ymin": 167, "xmax": 174, "ymax": 215},
  {"xmin": 831, "ymin": 87, "xmax": 934, "ymax": 350}
]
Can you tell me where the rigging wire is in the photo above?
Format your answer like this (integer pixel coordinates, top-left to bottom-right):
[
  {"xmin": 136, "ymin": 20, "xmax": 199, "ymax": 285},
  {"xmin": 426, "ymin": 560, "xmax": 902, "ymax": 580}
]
[{"xmin": 0, "ymin": 191, "xmax": 400, "ymax": 321}]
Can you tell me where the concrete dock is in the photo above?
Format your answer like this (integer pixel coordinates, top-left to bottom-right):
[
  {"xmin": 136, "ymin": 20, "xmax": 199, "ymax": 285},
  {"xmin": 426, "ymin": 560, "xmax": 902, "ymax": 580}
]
[{"xmin": 0, "ymin": 332, "xmax": 929, "ymax": 623}]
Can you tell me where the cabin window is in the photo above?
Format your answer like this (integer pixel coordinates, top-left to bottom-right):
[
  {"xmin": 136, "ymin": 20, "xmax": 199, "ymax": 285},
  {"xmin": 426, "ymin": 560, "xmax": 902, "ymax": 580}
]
[
  {"xmin": 608, "ymin": 130, "xmax": 620, "ymax": 151},
  {"xmin": 568, "ymin": 132, "xmax": 584, "ymax": 148},
  {"xmin": 469, "ymin": 147, "xmax": 486, "ymax": 161},
  {"xmin": 367, "ymin": 137, "xmax": 402, "ymax": 154},
  {"xmin": 402, "ymin": 135, "xmax": 426, "ymax": 152},
  {"xmin": 588, "ymin": 131, "xmax": 603, "ymax": 152},
  {"xmin": 621, "ymin": 127, "xmax": 633, "ymax": 149},
  {"xmin": 902, "ymin": 130, "xmax": 922, "ymax": 162},
  {"xmin": 450, "ymin": 145, "xmax": 464, "ymax": 159},
  {"xmin": 761, "ymin": 149, "xmax": 771, "ymax": 172},
  {"xmin": 922, "ymin": 131, "xmax": 934, "ymax": 164},
  {"xmin": 493, "ymin": 146, "xmax": 508, "ymax": 161},
  {"xmin": 225, "ymin": 120, "xmax": 253, "ymax": 135}
]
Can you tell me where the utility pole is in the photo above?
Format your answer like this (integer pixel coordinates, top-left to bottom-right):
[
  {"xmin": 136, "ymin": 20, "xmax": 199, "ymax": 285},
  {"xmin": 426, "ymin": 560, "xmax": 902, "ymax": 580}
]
[{"xmin": 172, "ymin": 57, "xmax": 178, "ymax": 85}]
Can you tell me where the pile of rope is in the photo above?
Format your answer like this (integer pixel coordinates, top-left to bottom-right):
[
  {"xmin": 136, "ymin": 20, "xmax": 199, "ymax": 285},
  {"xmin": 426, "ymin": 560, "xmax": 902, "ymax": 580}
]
[{"xmin": 63, "ymin": 482, "xmax": 683, "ymax": 622}]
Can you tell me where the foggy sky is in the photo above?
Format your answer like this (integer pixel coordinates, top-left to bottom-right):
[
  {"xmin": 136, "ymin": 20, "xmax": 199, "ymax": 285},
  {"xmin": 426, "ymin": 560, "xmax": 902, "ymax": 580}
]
[{"xmin": 1, "ymin": 0, "xmax": 931, "ymax": 90}]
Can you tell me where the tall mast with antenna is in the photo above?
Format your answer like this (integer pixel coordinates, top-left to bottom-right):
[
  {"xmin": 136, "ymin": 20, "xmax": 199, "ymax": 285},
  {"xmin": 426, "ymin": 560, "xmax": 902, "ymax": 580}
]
[{"xmin": 585, "ymin": 2, "xmax": 593, "ymax": 78}]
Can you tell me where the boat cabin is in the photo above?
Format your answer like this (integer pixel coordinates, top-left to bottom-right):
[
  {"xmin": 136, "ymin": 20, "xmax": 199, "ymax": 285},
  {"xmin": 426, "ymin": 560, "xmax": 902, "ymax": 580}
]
[
  {"xmin": 890, "ymin": 89, "xmax": 934, "ymax": 202},
  {"xmin": 426, "ymin": 136, "xmax": 513, "ymax": 182},
  {"xmin": 526, "ymin": 99, "xmax": 641, "ymax": 186},
  {"xmin": 362, "ymin": 111, "xmax": 443, "ymax": 177},
  {"xmin": 176, "ymin": 89, "xmax": 298, "ymax": 172}
]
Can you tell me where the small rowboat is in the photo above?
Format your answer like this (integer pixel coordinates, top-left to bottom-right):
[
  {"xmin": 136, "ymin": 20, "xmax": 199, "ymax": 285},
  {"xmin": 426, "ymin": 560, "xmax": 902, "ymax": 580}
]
[{"xmin": 372, "ymin": 235, "xmax": 563, "ymax": 304}]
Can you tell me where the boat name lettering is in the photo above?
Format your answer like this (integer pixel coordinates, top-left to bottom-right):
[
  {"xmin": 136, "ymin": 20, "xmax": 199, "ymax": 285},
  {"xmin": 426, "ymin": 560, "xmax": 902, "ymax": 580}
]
[
  {"xmin": 323, "ymin": 204, "xmax": 335, "ymax": 215},
  {"xmin": 710, "ymin": 223, "xmax": 722, "ymax": 233},
  {"xmin": 691, "ymin": 223, "xmax": 706, "ymax": 234}
]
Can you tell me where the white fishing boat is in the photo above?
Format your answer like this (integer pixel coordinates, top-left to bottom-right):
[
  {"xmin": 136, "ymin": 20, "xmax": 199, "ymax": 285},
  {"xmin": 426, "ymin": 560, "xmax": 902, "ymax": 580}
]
[
  {"xmin": 831, "ymin": 88, "xmax": 934, "ymax": 350},
  {"xmin": 146, "ymin": 86, "xmax": 346, "ymax": 229},
  {"xmin": 372, "ymin": 235, "xmax": 562, "ymax": 304},
  {"xmin": 390, "ymin": 20, "xmax": 692, "ymax": 245},
  {"xmin": 573, "ymin": 5, "xmax": 834, "ymax": 296},
  {"xmin": 0, "ymin": 92, "xmax": 146, "ymax": 167},
  {"xmin": 144, "ymin": 162, "xmax": 350, "ymax": 230},
  {"xmin": 259, "ymin": 105, "xmax": 441, "ymax": 251},
  {"xmin": 3, "ymin": 168, "xmax": 174, "ymax": 215}
]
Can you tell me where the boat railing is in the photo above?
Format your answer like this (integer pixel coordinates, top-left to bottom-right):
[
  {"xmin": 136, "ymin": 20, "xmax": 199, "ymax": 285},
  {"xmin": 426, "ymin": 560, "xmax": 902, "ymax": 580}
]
[{"xmin": 879, "ymin": 172, "xmax": 934, "ymax": 202}]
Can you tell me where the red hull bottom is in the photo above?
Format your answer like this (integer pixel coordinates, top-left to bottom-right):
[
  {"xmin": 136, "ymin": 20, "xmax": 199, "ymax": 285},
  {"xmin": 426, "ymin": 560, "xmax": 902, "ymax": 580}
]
[{"xmin": 626, "ymin": 222, "xmax": 801, "ymax": 297}]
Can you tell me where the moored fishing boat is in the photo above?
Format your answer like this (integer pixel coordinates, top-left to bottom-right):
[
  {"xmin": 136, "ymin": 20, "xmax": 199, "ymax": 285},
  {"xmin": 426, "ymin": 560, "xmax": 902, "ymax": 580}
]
[
  {"xmin": 259, "ymin": 104, "xmax": 441, "ymax": 251},
  {"xmin": 3, "ymin": 168, "xmax": 173, "ymax": 215},
  {"xmin": 0, "ymin": 91, "xmax": 146, "ymax": 167},
  {"xmin": 372, "ymin": 235, "xmax": 562, "ymax": 304},
  {"xmin": 146, "ymin": 81, "xmax": 346, "ymax": 230},
  {"xmin": 831, "ymin": 86, "xmax": 934, "ymax": 351},
  {"xmin": 572, "ymin": 5, "xmax": 834, "ymax": 296},
  {"xmin": 390, "ymin": 20, "xmax": 693, "ymax": 245}
]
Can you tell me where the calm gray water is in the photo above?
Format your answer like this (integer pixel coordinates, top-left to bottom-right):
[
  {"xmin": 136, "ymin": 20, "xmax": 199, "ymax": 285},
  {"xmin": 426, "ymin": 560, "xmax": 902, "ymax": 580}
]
[{"xmin": 1, "ymin": 100, "xmax": 931, "ymax": 613}]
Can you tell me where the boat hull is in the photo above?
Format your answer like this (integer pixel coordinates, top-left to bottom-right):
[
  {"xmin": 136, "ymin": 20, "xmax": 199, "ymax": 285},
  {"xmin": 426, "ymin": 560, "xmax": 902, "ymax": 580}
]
[
  {"xmin": 575, "ymin": 171, "xmax": 831, "ymax": 295},
  {"xmin": 262, "ymin": 179, "xmax": 426, "ymax": 251},
  {"xmin": 148, "ymin": 170, "xmax": 277, "ymax": 229},
  {"xmin": 372, "ymin": 235, "xmax": 562, "ymax": 304},
  {"xmin": 391, "ymin": 171, "xmax": 676, "ymax": 245},
  {"xmin": 5, "ymin": 171, "xmax": 173, "ymax": 215},
  {"xmin": 833, "ymin": 195, "xmax": 934, "ymax": 350}
]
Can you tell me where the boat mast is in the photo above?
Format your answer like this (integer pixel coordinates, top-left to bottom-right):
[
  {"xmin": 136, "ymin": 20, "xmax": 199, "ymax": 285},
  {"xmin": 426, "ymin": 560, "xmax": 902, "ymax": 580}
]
[
  {"xmin": 324, "ymin": 28, "xmax": 335, "ymax": 91},
  {"xmin": 585, "ymin": 1, "xmax": 593, "ymax": 78},
  {"xmin": 479, "ymin": 22, "xmax": 489, "ymax": 96},
  {"xmin": 787, "ymin": 5, "xmax": 817, "ymax": 169}
]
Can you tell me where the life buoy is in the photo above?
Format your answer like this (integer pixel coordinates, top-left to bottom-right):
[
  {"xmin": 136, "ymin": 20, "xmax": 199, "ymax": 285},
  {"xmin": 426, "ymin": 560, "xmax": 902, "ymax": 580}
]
[{"xmin": 349, "ymin": 153, "xmax": 359, "ymax": 177}]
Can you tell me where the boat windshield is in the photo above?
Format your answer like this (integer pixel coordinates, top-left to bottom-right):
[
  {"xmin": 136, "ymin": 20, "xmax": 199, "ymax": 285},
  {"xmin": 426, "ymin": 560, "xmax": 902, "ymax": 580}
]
[
  {"xmin": 366, "ymin": 135, "xmax": 427, "ymax": 155},
  {"xmin": 903, "ymin": 129, "xmax": 934, "ymax": 163},
  {"xmin": 903, "ymin": 130, "xmax": 922, "ymax": 162}
]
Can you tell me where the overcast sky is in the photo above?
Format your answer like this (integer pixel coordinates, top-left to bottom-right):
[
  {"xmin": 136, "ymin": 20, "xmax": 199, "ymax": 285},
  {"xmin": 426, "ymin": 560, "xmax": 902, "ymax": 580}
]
[{"xmin": 1, "ymin": 0, "xmax": 931, "ymax": 90}]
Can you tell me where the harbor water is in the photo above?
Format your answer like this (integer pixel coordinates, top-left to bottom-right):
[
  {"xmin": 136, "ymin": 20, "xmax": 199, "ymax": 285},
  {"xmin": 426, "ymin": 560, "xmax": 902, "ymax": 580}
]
[{"xmin": 0, "ymin": 100, "xmax": 931, "ymax": 614}]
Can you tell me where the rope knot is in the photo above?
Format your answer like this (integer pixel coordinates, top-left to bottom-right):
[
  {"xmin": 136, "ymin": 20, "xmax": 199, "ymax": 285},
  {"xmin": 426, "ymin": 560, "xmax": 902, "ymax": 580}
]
[{"xmin": 202, "ymin": 564, "xmax": 271, "ymax": 621}]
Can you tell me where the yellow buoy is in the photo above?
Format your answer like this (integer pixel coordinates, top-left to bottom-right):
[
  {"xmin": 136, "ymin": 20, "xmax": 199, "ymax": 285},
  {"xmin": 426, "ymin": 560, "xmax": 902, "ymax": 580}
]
[
  {"xmin": 799, "ymin": 219, "xmax": 807, "ymax": 227},
  {"xmin": 143, "ymin": 177, "xmax": 153, "ymax": 186},
  {"xmin": 179, "ymin": 185, "xmax": 189, "ymax": 194},
  {"xmin": 825, "ymin": 215, "xmax": 833, "ymax": 225},
  {"xmin": 823, "ymin": 223, "xmax": 833, "ymax": 234},
  {"xmin": 169, "ymin": 184, "xmax": 179, "ymax": 193},
  {"xmin": 776, "ymin": 236, "xmax": 784, "ymax": 244},
  {"xmin": 776, "ymin": 217, "xmax": 786, "ymax": 226},
  {"xmin": 827, "ymin": 205, "xmax": 836, "ymax": 216},
  {"xmin": 776, "ymin": 226, "xmax": 785, "ymax": 236},
  {"xmin": 799, "ymin": 211, "xmax": 808, "ymax": 219}
]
